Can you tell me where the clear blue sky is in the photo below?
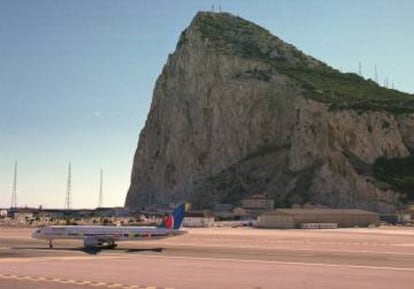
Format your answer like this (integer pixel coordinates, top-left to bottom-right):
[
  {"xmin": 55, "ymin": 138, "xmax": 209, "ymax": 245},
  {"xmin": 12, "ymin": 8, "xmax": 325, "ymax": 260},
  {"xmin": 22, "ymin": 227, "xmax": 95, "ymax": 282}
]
[{"xmin": 1, "ymin": 0, "xmax": 413, "ymax": 209}]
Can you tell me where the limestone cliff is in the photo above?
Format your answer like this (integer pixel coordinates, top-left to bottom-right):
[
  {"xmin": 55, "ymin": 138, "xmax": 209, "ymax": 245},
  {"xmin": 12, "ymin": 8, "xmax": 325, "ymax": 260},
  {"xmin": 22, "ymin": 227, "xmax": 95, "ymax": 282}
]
[{"xmin": 125, "ymin": 12, "xmax": 414, "ymax": 212}]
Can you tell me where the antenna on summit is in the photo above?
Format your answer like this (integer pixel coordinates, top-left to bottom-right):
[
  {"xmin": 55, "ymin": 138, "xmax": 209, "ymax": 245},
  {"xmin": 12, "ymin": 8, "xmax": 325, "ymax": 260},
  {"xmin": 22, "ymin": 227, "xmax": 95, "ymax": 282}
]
[
  {"xmin": 11, "ymin": 161, "xmax": 17, "ymax": 209},
  {"xmin": 374, "ymin": 65, "xmax": 378, "ymax": 83},
  {"xmin": 358, "ymin": 61, "xmax": 362, "ymax": 76}
]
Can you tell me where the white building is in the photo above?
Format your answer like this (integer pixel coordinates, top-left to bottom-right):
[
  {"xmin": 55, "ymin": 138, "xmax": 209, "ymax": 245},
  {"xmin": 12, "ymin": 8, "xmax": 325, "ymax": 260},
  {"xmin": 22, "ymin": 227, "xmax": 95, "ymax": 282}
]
[{"xmin": 183, "ymin": 211, "xmax": 215, "ymax": 227}]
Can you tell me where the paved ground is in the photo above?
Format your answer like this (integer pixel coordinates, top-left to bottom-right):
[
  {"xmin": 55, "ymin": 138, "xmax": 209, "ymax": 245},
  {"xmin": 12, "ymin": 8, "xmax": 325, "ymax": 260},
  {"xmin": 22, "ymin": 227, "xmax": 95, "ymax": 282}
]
[{"xmin": 1, "ymin": 226, "xmax": 414, "ymax": 289}]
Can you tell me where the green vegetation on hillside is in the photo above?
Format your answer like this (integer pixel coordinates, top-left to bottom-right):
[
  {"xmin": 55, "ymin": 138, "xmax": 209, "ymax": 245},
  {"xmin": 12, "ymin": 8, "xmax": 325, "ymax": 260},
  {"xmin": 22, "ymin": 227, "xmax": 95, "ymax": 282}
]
[
  {"xmin": 194, "ymin": 12, "xmax": 280, "ymax": 60},
  {"xmin": 374, "ymin": 156, "xmax": 414, "ymax": 201},
  {"xmin": 193, "ymin": 12, "xmax": 414, "ymax": 114},
  {"xmin": 282, "ymin": 66, "xmax": 414, "ymax": 114}
]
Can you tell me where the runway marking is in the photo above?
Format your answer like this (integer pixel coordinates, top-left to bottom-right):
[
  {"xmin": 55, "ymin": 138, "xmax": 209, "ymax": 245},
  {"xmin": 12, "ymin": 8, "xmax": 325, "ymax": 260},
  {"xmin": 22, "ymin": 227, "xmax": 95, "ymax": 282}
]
[
  {"xmin": 138, "ymin": 254, "xmax": 414, "ymax": 272},
  {"xmin": 395, "ymin": 243, "xmax": 414, "ymax": 247},
  {"xmin": 165, "ymin": 242, "xmax": 414, "ymax": 256},
  {"xmin": 0, "ymin": 274, "xmax": 172, "ymax": 289},
  {"xmin": 0, "ymin": 254, "xmax": 131, "ymax": 263},
  {"xmin": 388, "ymin": 257, "xmax": 414, "ymax": 261}
]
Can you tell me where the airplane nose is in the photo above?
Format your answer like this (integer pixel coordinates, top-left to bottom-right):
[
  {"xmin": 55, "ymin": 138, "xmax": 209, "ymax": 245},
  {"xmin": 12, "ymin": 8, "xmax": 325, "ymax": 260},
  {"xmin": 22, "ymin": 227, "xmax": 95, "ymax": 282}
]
[{"xmin": 32, "ymin": 229, "xmax": 42, "ymax": 238}]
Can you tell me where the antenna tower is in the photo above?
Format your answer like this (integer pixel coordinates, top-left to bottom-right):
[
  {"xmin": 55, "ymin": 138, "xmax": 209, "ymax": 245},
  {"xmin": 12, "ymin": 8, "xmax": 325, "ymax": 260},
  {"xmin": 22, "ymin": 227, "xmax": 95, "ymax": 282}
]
[
  {"xmin": 98, "ymin": 168, "xmax": 103, "ymax": 207},
  {"xmin": 65, "ymin": 163, "xmax": 71, "ymax": 209},
  {"xmin": 11, "ymin": 161, "xmax": 17, "ymax": 209},
  {"xmin": 374, "ymin": 65, "xmax": 378, "ymax": 83},
  {"xmin": 358, "ymin": 61, "xmax": 362, "ymax": 76}
]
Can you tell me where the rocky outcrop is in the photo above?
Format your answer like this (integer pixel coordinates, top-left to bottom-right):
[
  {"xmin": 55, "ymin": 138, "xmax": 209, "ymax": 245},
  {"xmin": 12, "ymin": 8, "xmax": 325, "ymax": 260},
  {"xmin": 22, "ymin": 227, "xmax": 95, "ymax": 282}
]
[
  {"xmin": 398, "ymin": 114, "xmax": 414, "ymax": 151},
  {"xmin": 125, "ymin": 12, "xmax": 413, "ymax": 212}
]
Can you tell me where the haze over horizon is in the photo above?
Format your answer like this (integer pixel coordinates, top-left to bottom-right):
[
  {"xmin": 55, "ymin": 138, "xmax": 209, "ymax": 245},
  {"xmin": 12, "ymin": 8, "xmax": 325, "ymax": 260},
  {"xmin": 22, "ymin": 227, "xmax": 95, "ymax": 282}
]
[{"xmin": 1, "ymin": 0, "xmax": 413, "ymax": 209}]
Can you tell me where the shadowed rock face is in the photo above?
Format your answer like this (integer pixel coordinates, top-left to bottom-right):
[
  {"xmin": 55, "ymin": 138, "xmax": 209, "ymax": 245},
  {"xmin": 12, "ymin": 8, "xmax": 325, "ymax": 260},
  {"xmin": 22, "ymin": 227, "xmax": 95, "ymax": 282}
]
[{"xmin": 125, "ymin": 12, "xmax": 413, "ymax": 212}]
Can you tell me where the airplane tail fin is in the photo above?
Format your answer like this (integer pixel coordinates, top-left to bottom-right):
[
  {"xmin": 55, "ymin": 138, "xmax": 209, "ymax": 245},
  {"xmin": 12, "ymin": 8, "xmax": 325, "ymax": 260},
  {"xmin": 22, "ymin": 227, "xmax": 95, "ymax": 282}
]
[{"xmin": 160, "ymin": 203, "xmax": 186, "ymax": 230}]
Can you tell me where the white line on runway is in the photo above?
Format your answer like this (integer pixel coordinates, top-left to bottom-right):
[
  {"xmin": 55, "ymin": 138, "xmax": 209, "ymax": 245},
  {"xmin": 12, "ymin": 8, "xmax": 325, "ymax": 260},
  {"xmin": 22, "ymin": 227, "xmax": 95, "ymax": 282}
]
[
  {"xmin": 163, "ymin": 242, "xmax": 414, "ymax": 256},
  {"xmin": 138, "ymin": 254, "xmax": 414, "ymax": 272},
  {"xmin": 211, "ymin": 248, "xmax": 316, "ymax": 258},
  {"xmin": 18, "ymin": 243, "xmax": 414, "ymax": 259},
  {"xmin": 0, "ymin": 255, "xmax": 130, "ymax": 263},
  {"xmin": 388, "ymin": 257, "xmax": 414, "ymax": 261}
]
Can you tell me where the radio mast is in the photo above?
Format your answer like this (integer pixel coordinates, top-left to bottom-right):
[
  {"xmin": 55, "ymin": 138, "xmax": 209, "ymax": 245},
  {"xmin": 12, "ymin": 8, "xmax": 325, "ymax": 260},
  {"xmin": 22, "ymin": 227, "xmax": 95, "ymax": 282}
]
[
  {"xmin": 11, "ymin": 161, "xmax": 17, "ymax": 209},
  {"xmin": 65, "ymin": 163, "xmax": 71, "ymax": 209},
  {"xmin": 98, "ymin": 168, "xmax": 103, "ymax": 207}
]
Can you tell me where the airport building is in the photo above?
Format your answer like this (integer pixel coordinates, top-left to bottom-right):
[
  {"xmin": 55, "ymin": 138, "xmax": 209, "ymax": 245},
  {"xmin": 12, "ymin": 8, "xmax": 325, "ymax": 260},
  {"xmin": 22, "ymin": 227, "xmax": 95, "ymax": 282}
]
[
  {"xmin": 257, "ymin": 209, "xmax": 379, "ymax": 228},
  {"xmin": 405, "ymin": 202, "xmax": 414, "ymax": 219},
  {"xmin": 183, "ymin": 210, "xmax": 215, "ymax": 227},
  {"xmin": 241, "ymin": 194, "xmax": 274, "ymax": 217},
  {"xmin": 242, "ymin": 194, "xmax": 274, "ymax": 210}
]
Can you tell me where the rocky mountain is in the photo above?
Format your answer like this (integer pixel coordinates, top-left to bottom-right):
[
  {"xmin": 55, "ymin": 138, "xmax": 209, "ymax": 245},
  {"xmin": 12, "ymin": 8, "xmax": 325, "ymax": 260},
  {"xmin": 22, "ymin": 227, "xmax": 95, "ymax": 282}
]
[{"xmin": 125, "ymin": 12, "xmax": 414, "ymax": 212}]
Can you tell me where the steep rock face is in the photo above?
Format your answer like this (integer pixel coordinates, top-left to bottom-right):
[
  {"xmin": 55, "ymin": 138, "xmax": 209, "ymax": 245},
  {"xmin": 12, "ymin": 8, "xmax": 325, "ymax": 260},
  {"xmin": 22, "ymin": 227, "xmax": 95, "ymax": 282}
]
[
  {"xmin": 398, "ymin": 114, "xmax": 414, "ymax": 151},
  {"xmin": 125, "ymin": 12, "xmax": 413, "ymax": 212}
]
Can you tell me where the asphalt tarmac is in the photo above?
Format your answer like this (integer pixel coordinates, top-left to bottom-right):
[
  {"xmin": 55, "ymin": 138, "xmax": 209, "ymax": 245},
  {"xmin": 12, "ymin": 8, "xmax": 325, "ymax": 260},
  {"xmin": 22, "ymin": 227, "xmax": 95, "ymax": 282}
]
[{"xmin": 1, "ymin": 226, "xmax": 414, "ymax": 289}]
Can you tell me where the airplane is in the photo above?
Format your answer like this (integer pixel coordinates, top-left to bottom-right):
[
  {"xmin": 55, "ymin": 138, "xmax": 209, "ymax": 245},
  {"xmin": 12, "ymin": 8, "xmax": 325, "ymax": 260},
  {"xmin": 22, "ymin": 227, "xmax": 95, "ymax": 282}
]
[{"xmin": 32, "ymin": 203, "xmax": 186, "ymax": 250}]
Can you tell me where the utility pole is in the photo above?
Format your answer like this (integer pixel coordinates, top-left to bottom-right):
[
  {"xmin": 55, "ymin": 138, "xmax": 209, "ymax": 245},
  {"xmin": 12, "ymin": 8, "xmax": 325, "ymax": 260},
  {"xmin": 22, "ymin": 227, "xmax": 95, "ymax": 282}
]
[
  {"xmin": 98, "ymin": 169, "xmax": 103, "ymax": 208},
  {"xmin": 11, "ymin": 161, "xmax": 17, "ymax": 209},
  {"xmin": 65, "ymin": 163, "xmax": 71, "ymax": 209}
]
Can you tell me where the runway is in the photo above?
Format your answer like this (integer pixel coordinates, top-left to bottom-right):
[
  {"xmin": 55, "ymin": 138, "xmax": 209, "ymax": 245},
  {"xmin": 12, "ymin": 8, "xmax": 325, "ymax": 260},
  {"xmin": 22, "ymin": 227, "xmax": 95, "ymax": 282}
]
[{"xmin": 1, "ymin": 226, "xmax": 414, "ymax": 289}]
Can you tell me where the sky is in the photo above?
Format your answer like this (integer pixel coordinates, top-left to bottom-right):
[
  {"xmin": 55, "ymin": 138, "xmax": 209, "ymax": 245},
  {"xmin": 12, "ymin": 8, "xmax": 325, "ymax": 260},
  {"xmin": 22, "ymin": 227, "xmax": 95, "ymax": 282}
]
[{"xmin": 0, "ymin": 0, "xmax": 413, "ymax": 209}]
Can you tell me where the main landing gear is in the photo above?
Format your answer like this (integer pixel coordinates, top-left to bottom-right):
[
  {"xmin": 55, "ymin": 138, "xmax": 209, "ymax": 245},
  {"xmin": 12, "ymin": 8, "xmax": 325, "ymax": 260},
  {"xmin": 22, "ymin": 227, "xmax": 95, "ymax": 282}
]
[{"xmin": 106, "ymin": 241, "xmax": 117, "ymax": 249}]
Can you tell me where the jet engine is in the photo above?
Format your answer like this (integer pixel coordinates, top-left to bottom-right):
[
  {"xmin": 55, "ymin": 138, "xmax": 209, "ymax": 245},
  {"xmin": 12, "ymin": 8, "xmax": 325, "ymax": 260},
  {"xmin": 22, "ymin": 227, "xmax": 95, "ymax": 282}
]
[{"xmin": 83, "ymin": 237, "xmax": 102, "ymax": 248}]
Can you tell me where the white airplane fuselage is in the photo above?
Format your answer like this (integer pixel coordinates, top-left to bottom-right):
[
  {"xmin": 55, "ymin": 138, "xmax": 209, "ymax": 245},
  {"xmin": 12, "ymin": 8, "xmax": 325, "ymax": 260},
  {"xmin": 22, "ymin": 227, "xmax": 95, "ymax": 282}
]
[
  {"xmin": 32, "ymin": 203, "xmax": 187, "ymax": 248},
  {"xmin": 32, "ymin": 225, "xmax": 181, "ymax": 241}
]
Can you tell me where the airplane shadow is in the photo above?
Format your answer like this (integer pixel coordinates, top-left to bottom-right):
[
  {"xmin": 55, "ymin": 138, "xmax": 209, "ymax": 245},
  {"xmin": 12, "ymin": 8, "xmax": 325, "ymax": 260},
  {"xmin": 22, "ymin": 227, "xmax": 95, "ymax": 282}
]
[{"xmin": 11, "ymin": 246, "xmax": 164, "ymax": 255}]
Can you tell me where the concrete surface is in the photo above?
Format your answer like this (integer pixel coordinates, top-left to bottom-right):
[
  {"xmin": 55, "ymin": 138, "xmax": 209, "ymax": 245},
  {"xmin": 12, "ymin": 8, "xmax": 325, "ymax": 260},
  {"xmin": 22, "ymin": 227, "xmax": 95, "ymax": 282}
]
[{"xmin": 1, "ymin": 226, "xmax": 414, "ymax": 289}]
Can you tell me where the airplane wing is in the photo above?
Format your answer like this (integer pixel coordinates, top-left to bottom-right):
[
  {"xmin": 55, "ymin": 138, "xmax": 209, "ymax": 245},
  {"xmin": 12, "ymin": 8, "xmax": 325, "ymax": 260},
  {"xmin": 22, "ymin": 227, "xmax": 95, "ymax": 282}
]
[{"xmin": 83, "ymin": 235, "xmax": 118, "ymax": 248}]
